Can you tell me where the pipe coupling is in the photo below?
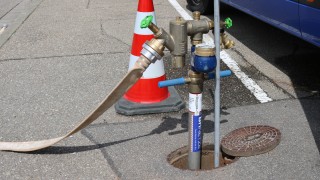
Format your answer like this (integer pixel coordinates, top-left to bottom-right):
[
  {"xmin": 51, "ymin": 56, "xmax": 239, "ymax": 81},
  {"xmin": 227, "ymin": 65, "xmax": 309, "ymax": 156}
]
[
  {"xmin": 141, "ymin": 39, "xmax": 165, "ymax": 63},
  {"xmin": 221, "ymin": 33, "xmax": 234, "ymax": 49},
  {"xmin": 188, "ymin": 70, "xmax": 204, "ymax": 93}
]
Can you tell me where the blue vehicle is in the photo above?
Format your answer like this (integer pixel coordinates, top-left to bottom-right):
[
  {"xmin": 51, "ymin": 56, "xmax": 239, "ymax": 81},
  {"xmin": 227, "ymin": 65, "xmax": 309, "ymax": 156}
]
[{"xmin": 187, "ymin": 0, "xmax": 320, "ymax": 47}]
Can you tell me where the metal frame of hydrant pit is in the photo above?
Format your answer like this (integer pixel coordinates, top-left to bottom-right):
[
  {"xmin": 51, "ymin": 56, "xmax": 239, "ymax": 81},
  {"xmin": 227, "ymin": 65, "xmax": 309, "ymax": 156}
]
[{"xmin": 140, "ymin": 4, "xmax": 234, "ymax": 169}]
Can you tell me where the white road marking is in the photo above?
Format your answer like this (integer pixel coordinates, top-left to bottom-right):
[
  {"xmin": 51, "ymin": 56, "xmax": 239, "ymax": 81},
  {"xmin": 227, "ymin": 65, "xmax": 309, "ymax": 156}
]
[
  {"xmin": 220, "ymin": 52, "xmax": 272, "ymax": 103},
  {"xmin": 167, "ymin": 0, "xmax": 272, "ymax": 103}
]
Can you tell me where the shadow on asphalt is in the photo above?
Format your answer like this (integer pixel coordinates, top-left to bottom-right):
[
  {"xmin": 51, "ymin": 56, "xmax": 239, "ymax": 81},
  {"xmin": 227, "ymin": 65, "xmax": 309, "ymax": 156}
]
[{"xmin": 27, "ymin": 109, "xmax": 227, "ymax": 155}]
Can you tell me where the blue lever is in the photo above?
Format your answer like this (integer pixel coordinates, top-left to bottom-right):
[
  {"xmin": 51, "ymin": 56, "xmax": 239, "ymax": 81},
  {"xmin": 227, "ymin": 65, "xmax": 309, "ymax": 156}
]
[
  {"xmin": 207, "ymin": 70, "xmax": 232, "ymax": 80},
  {"xmin": 158, "ymin": 70, "xmax": 232, "ymax": 88},
  {"xmin": 158, "ymin": 77, "xmax": 186, "ymax": 88}
]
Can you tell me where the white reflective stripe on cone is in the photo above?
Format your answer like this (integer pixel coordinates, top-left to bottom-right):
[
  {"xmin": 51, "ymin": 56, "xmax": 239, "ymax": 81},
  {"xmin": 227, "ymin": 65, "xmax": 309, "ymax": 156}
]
[
  {"xmin": 129, "ymin": 54, "xmax": 165, "ymax": 78},
  {"xmin": 134, "ymin": 11, "xmax": 157, "ymax": 35}
]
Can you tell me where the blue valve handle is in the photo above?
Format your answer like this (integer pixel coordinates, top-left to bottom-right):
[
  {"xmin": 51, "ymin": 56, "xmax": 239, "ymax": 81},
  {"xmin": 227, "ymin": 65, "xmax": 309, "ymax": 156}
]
[
  {"xmin": 158, "ymin": 77, "xmax": 186, "ymax": 88},
  {"xmin": 207, "ymin": 70, "xmax": 232, "ymax": 80},
  {"xmin": 158, "ymin": 70, "xmax": 232, "ymax": 88}
]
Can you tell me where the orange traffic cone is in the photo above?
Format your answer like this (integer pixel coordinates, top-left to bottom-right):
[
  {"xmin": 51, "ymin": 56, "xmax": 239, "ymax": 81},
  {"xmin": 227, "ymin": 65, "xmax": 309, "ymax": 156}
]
[{"xmin": 115, "ymin": 0, "xmax": 184, "ymax": 115}]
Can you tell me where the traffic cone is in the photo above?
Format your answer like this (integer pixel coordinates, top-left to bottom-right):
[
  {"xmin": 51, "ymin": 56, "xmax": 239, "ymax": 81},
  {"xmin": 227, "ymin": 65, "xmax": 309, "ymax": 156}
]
[{"xmin": 115, "ymin": 0, "xmax": 184, "ymax": 115}]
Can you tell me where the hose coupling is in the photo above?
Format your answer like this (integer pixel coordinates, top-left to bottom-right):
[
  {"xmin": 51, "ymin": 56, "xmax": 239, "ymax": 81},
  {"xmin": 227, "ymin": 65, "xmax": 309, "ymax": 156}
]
[{"xmin": 141, "ymin": 39, "xmax": 165, "ymax": 63}]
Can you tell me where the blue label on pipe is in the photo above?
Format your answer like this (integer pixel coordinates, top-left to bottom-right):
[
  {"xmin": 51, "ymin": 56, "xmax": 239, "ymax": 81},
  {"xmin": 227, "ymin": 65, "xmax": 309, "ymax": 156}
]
[{"xmin": 192, "ymin": 115, "xmax": 202, "ymax": 152}]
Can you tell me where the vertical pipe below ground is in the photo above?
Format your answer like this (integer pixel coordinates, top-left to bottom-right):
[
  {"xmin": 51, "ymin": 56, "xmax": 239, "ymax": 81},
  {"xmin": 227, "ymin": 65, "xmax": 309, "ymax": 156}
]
[
  {"xmin": 188, "ymin": 93, "xmax": 202, "ymax": 170},
  {"xmin": 213, "ymin": 0, "xmax": 221, "ymax": 168}
]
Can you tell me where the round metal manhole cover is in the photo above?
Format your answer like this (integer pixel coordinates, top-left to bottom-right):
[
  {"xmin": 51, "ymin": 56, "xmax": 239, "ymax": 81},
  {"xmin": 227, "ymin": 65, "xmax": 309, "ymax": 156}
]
[{"xmin": 221, "ymin": 125, "xmax": 281, "ymax": 157}]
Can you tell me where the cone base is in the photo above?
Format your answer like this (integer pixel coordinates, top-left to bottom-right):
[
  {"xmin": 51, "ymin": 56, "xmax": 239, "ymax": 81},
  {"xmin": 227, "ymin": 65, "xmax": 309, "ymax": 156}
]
[{"xmin": 115, "ymin": 87, "xmax": 185, "ymax": 116}]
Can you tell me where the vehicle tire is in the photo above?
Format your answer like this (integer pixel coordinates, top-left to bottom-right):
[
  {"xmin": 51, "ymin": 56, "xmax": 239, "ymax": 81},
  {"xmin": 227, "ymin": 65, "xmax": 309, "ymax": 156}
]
[{"xmin": 186, "ymin": 0, "xmax": 213, "ymax": 15}]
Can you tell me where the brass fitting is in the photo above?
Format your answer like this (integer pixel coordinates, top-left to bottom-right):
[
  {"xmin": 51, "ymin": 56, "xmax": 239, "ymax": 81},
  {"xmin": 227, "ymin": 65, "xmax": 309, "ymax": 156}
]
[
  {"xmin": 193, "ymin": 11, "xmax": 201, "ymax": 20},
  {"xmin": 148, "ymin": 22, "xmax": 160, "ymax": 35},
  {"xmin": 170, "ymin": 17, "xmax": 188, "ymax": 68},
  {"xmin": 208, "ymin": 20, "xmax": 214, "ymax": 30},
  {"xmin": 221, "ymin": 33, "xmax": 234, "ymax": 49},
  {"xmin": 187, "ymin": 11, "xmax": 213, "ymax": 45},
  {"xmin": 194, "ymin": 44, "xmax": 215, "ymax": 57},
  {"xmin": 186, "ymin": 70, "xmax": 205, "ymax": 94},
  {"xmin": 147, "ymin": 22, "xmax": 175, "ymax": 52},
  {"xmin": 147, "ymin": 18, "xmax": 187, "ymax": 68},
  {"xmin": 141, "ymin": 38, "xmax": 165, "ymax": 63},
  {"xmin": 145, "ymin": 38, "xmax": 165, "ymax": 57}
]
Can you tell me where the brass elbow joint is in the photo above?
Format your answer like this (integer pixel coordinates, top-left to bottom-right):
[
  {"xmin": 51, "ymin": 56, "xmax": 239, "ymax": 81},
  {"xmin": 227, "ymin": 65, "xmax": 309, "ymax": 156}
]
[
  {"xmin": 147, "ymin": 17, "xmax": 187, "ymax": 68},
  {"xmin": 220, "ymin": 32, "xmax": 234, "ymax": 49},
  {"xmin": 187, "ymin": 11, "xmax": 213, "ymax": 45}
]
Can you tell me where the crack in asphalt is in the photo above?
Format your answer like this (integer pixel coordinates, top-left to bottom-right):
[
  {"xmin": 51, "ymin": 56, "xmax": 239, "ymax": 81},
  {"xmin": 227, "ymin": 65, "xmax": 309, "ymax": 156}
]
[
  {"xmin": 0, "ymin": 0, "xmax": 22, "ymax": 20},
  {"xmin": 100, "ymin": 20, "xmax": 130, "ymax": 47},
  {"xmin": 86, "ymin": 0, "xmax": 91, "ymax": 9},
  {"xmin": 81, "ymin": 129, "xmax": 123, "ymax": 179},
  {"xmin": 0, "ymin": 0, "xmax": 45, "ymax": 49},
  {"xmin": 0, "ymin": 52, "xmax": 104, "ymax": 62}
]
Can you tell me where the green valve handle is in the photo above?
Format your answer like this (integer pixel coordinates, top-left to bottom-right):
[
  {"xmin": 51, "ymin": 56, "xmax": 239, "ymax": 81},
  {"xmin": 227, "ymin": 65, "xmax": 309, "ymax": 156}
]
[
  {"xmin": 140, "ymin": 15, "xmax": 153, "ymax": 28},
  {"xmin": 224, "ymin": 17, "xmax": 232, "ymax": 29}
]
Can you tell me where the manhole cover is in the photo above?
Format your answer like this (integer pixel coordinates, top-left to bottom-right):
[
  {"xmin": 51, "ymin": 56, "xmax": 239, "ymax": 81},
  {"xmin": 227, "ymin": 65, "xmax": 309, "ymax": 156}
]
[
  {"xmin": 221, "ymin": 125, "xmax": 281, "ymax": 157},
  {"xmin": 167, "ymin": 143, "xmax": 239, "ymax": 170}
]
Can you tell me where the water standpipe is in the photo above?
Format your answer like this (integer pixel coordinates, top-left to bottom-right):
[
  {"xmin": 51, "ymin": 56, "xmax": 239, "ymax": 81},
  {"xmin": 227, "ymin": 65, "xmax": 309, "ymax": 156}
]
[{"xmin": 141, "ymin": 12, "xmax": 234, "ymax": 170}]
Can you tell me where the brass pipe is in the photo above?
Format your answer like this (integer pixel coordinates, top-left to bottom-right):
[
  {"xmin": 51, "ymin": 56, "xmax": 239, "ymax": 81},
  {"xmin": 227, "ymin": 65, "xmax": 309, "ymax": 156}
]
[
  {"xmin": 147, "ymin": 22, "xmax": 175, "ymax": 52},
  {"xmin": 148, "ymin": 22, "xmax": 160, "ymax": 34}
]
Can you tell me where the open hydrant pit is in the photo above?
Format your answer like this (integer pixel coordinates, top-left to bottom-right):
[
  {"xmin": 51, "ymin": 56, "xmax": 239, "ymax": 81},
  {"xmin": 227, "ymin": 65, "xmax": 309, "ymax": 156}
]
[{"xmin": 167, "ymin": 143, "xmax": 239, "ymax": 170}]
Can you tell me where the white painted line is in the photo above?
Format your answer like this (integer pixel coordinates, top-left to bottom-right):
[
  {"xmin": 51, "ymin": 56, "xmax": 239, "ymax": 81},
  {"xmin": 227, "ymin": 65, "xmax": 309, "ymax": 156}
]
[
  {"xmin": 220, "ymin": 52, "xmax": 272, "ymax": 103},
  {"xmin": 167, "ymin": 0, "xmax": 272, "ymax": 103},
  {"xmin": 168, "ymin": 0, "xmax": 192, "ymax": 20}
]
